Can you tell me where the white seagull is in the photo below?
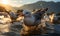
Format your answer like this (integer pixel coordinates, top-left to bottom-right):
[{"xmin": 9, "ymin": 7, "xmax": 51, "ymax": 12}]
[{"xmin": 23, "ymin": 8, "xmax": 48, "ymax": 26}]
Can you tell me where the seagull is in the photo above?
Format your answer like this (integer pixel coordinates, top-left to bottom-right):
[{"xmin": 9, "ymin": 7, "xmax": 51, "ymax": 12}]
[
  {"xmin": 23, "ymin": 8, "xmax": 48, "ymax": 26},
  {"xmin": 20, "ymin": 8, "xmax": 48, "ymax": 36}
]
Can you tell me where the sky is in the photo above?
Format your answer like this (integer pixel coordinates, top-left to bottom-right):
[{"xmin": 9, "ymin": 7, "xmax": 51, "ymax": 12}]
[{"xmin": 0, "ymin": 0, "xmax": 60, "ymax": 7}]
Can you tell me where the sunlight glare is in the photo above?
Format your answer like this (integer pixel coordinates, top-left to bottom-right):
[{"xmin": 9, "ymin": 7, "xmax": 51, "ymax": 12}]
[{"xmin": 2, "ymin": 0, "xmax": 9, "ymax": 4}]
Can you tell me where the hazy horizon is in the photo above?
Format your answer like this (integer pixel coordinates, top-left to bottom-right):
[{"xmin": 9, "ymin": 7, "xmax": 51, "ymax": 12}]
[{"xmin": 0, "ymin": 0, "xmax": 60, "ymax": 7}]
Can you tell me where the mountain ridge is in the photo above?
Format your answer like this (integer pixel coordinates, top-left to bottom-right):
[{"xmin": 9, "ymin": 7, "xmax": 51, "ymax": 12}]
[{"xmin": 19, "ymin": 1, "xmax": 60, "ymax": 13}]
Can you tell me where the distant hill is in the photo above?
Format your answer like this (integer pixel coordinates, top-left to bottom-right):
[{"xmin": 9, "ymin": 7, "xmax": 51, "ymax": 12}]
[
  {"xmin": 20, "ymin": 1, "xmax": 60, "ymax": 13},
  {"xmin": 0, "ymin": 4, "xmax": 16, "ymax": 12}
]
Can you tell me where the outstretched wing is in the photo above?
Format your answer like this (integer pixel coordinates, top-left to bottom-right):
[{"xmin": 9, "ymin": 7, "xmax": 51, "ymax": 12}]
[{"xmin": 33, "ymin": 8, "xmax": 48, "ymax": 20}]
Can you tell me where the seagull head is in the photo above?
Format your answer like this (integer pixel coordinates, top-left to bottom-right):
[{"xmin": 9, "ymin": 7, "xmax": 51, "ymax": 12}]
[{"xmin": 23, "ymin": 10, "xmax": 32, "ymax": 17}]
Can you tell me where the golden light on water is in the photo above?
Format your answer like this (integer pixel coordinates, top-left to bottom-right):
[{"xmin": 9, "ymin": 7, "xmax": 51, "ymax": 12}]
[
  {"xmin": 17, "ymin": 16, "xmax": 24, "ymax": 21},
  {"xmin": 49, "ymin": 14, "xmax": 55, "ymax": 23},
  {"xmin": 0, "ymin": 15, "xmax": 11, "ymax": 33}
]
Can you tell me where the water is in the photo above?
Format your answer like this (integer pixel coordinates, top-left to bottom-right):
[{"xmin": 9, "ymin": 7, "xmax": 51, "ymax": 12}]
[{"xmin": 0, "ymin": 21, "xmax": 60, "ymax": 36}]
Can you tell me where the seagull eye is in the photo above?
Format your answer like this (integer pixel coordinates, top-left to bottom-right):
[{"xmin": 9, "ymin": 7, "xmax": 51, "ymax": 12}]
[{"xmin": 26, "ymin": 12, "xmax": 29, "ymax": 14}]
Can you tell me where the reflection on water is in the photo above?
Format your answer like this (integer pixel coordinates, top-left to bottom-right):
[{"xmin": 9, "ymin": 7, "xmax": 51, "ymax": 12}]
[{"xmin": 0, "ymin": 24, "xmax": 10, "ymax": 33}]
